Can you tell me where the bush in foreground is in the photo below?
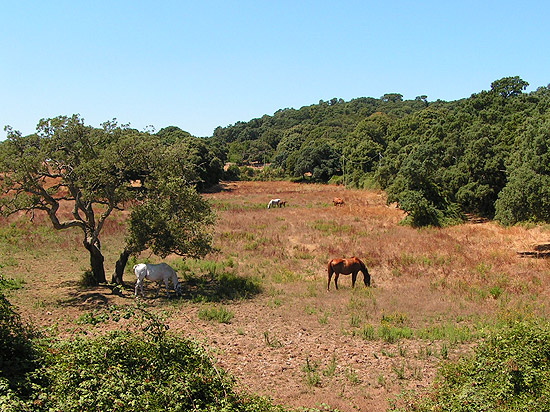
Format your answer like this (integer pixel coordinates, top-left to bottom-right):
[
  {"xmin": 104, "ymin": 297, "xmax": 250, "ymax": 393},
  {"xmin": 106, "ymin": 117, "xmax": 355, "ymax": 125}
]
[
  {"xmin": 0, "ymin": 278, "xmax": 287, "ymax": 412},
  {"xmin": 35, "ymin": 331, "xmax": 286, "ymax": 412},
  {"xmin": 393, "ymin": 318, "xmax": 550, "ymax": 411},
  {"xmin": 1, "ymin": 327, "xmax": 289, "ymax": 412}
]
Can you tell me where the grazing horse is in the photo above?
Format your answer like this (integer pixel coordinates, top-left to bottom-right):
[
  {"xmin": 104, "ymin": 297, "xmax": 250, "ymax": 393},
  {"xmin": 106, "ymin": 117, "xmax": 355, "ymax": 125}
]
[
  {"xmin": 267, "ymin": 198, "xmax": 286, "ymax": 208},
  {"xmin": 327, "ymin": 257, "xmax": 370, "ymax": 290},
  {"xmin": 134, "ymin": 263, "xmax": 182, "ymax": 298},
  {"xmin": 333, "ymin": 197, "xmax": 345, "ymax": 206}
]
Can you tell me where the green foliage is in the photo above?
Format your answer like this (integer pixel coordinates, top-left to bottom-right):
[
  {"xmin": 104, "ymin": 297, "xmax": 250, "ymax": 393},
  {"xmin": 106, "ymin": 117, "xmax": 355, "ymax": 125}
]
[
  {"xmin": 223, "ymin": 163, "xmax": 241, "ymax": 181},
  {"xmin": 0, "ymin": 277, "xmax": 39, "ymax": 406},
  {"xmin": 80, "ymin": 270, "xmax": 98, "ymax": 287},
  {"xmin": 213, "ymin": 76, "xmax": 550, "ymax": 226},
  {"xmin": 31, "ymin": 331, "xmax": 281, "ymax": 411},
  {"xmin": 302, "ymin": 358, "xmax": 321, "ymax": 387},
  {"xmin": 0, "ymin": 295, "xmax": 288, "ymax": 412},
  {"xmin": 0, "ymin": 116, "xmax": 221, "ymax": 285},
  {"xmin": 126, "ymin": 181, "xmax": 215, "ymax": 259},
  {"xmin": 396, "ymin": 319, "xmax": 550, "ymax": 411}
]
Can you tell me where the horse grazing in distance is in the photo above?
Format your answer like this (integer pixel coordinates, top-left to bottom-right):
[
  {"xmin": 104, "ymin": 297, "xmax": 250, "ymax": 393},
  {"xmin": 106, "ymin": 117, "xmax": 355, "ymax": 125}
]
[
  {"xmin": 267, "ymin": 198, "xmax": 286, "ymax": 208},
  {"xmin": 333, "ymin": 197, "xmax": 345, "ymax": 206},
  {"xmin": 327, "ymin": 257, "xmax": 370, "ymax": 290},
  {"xmin": 134, "ymin": 263, "xmax": 182, "ymax": 298}
]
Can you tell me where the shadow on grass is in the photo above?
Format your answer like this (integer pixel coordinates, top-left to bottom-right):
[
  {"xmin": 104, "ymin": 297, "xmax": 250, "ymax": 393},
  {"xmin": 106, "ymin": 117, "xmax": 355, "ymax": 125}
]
[
  {"xmin": 201, "ymin": 182, "xmax": 235, "ymax": 193},
  {"xmin": 57, "ymin": 263, "xmax": 261, "ymax": 305},
  {"xmin": 180, "ymin": 271, "xmax": 262, "ymax": 302}
]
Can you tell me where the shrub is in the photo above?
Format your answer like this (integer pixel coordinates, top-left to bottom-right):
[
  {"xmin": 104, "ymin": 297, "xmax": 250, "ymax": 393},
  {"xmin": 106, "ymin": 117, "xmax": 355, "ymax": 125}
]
[
  {"xmin": 0, "ymin": 289, "xmax": 288, "ymax": 412},
  {"xmin": 3, "ymin": 329, "xmax": 288, "ymax": 412},
  {"xmin": 396, "ymin": 318, "xmax": 550, "ymax": 411},
  {"xmin": 0, "ymin": 277, "xmax": 39, "ymax": 408}
]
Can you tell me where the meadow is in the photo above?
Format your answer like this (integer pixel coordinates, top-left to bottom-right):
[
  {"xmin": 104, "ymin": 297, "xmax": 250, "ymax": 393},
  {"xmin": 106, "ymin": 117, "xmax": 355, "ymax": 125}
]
[{"xmin": 2, "ymin": 180, "xmax": 550, "ymax": 411}]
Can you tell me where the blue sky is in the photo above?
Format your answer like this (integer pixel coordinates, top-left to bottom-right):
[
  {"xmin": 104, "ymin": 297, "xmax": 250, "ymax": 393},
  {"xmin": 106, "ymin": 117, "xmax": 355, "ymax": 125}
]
[{"xmin": 1, "ymin": 1, "xmax": 549, "ymax": 137}]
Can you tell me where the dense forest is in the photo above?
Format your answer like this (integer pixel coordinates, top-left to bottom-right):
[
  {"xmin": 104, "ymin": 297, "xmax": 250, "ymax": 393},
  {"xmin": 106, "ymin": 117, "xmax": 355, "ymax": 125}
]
[{"xmin": 210, "ymin": 76, "xmax": 550, "ymax": 226}]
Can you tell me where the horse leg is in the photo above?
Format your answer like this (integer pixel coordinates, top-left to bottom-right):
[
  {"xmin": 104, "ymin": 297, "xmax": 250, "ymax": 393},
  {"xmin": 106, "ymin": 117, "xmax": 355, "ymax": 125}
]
[
  {"xmin": 165, "ymin": 278, "xmax": 171, "ymax": 297},
  {"xmin": 334, "ymin": 273, "xmax": 340, "ymax": 290},
  {"xmin": 136, "ymin": 280, "xmax": 144, "ymax": 297},
  {"xmin": 352, "ymin": 272, "xmax": 357, "ymax": 288}
]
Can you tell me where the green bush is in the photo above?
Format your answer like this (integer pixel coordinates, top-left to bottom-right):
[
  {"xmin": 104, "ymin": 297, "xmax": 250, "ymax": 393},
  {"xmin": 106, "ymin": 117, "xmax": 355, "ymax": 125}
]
[
  {"xmin": 395, "ymin": 318, "xmax": 550, "ymax": 411},
  {"xmin": 0, "ymin": 287, "xmax": 290, "ymax": 412},
  {"xmin": 1, "ymin": 328, "xmax": 289, "ymax": 412},
  {"xmin": 0, "ymin": 277, "xmax": 39, "ymax": 404}
]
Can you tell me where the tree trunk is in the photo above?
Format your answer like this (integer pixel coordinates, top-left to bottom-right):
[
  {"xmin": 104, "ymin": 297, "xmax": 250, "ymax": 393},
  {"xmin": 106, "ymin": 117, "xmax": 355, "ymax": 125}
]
[
  {"xmin": 84, "ymin": 240, "xmax": 106, "ymax": 284},
  {"xmin": 112, "ymin": 248, "xmax": 131, "ymax": 285}
]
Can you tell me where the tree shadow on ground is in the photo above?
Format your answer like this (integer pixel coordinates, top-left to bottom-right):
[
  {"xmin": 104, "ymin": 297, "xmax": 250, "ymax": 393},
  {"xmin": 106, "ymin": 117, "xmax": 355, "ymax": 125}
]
[
  {"xmin": 57, "ymin": 287, "xmax": 111, "ymax": 309},
  {"xmin": 180, "ymin": 271, "xmax": 261, "ymax": 302},
  {"xmin": 201, "ymin": 182, "xmax": 235, "ymax": 194},
  {"xmin": 57, "ymin": 269, "xmax": 261, "ymax": 304}
]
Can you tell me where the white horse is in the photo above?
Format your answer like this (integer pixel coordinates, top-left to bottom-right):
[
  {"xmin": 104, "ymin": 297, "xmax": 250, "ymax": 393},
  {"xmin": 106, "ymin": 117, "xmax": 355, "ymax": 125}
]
[
  {"xmin": 267, "ymin": 198, "xmax": 286, "ymax": 209},
  {"xmin": 134, "ymin": 263, "xmax": 182, "ymax": 298}
]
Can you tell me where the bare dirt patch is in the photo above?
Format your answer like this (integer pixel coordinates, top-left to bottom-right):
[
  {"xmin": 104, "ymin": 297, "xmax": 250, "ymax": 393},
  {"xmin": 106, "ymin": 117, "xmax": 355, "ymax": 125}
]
[{"xmin": 4, "ymin": 181, "xmax": 550, "ymax": 411}]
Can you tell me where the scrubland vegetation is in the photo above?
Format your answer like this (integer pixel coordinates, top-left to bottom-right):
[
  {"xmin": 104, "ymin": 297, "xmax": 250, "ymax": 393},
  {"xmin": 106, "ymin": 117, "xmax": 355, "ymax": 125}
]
[{"xmin": 2, "ymin": 181, "xmax": 550, "ymax": 411}]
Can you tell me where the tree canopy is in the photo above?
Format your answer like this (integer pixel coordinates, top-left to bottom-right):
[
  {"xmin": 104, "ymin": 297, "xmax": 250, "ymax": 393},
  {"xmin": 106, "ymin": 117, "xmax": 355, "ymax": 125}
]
[
  {"xmin": 213, "ymin": 76, "xmax": 550, "ymax": 226},
  {"xmin": 0, "ymin": 116, "xmax": 220, "ymax": 285}
]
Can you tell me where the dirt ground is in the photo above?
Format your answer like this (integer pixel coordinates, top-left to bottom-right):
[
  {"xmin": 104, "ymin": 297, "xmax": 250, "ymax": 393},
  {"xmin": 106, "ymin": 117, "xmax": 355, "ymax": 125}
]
[{"xmin": 7, "ymin": 181, "xmax": 550, "ymax": 411}]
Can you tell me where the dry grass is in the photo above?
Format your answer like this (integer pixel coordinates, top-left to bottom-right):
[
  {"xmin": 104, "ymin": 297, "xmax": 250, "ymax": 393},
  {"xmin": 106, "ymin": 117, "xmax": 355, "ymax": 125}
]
[{"xmin": 3, "ymin": 180, "xmax": 550, "ymax": 411}]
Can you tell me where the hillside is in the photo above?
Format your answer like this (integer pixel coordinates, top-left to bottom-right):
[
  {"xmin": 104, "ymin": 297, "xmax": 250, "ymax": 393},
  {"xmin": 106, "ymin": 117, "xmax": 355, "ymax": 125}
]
[{"xmin": 212, "ymin": 76, "xmax": 550, "ymax": 227}]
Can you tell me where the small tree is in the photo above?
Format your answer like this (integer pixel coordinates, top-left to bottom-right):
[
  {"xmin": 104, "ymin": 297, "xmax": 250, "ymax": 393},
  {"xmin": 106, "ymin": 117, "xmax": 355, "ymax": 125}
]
[
  {"xmin": 0, "ymin": 115, "xmax": 216, "ymax": 285},
  {"xmin": 112, "ymin": 177, "xmax": 215, "ymax": 285}
]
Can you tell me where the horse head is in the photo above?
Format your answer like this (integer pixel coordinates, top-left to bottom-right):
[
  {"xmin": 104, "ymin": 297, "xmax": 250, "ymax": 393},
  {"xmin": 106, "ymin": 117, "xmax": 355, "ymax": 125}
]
[{"xmin": 360, "ymin": 261, "xmax": 371, "ymax": 287}]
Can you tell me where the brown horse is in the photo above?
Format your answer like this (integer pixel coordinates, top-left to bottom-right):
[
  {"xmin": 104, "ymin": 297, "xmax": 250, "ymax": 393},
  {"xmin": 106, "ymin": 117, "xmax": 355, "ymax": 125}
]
[
  {"xmin": 333, "ymin": 197, "xmax": 345, "ymax": 206},
  {"xmin": 327, "ymin": 257, "xmax": 370, "ymax": 290}
]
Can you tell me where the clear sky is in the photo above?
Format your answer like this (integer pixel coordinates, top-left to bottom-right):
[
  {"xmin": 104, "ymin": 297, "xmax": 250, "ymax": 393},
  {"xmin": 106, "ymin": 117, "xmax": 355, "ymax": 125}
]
[{"xmin": 2, "ymin": 1, "xmax": 549, "ymax": 137}]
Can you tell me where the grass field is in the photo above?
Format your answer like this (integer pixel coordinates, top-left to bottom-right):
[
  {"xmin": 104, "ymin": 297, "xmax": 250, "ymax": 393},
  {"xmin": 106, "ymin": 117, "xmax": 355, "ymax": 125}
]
[{"xmin": 2, "ymin": 180, "xmax": 550, "ymax": 411}]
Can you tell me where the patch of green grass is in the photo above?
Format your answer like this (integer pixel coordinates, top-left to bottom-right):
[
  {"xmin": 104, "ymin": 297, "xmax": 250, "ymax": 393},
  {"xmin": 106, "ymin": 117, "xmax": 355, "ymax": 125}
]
[
  {"xmin": 345, "ymin": 367, "xmax": 361, "ymax": 385},
  {"xmin": 174, "ymin": 259, "xmax": 261, "ymax": 302},
  {"xmin": 302, "ymin": 357, "xmax": 321, "ymax": 387},
  {"xmin": 318, "ymin": 311, "xmax": 330, "ymax": 325},
  {"xmin": 381, "ymin": 311, "xmax": 408, "ymax": 325},
  {"xmin": 358, "ymin": 324, "xmax": 376, "ymax": 340},
  {"xmin": 323, "ymin": 355, "xmax": 337, "ymax": 377},
  {"xmin": 305, "ymin": 305, "xmax": 317, "ymax": 315},
  {"xmin": 349, "ymin": 313, "xmax": 362, "ymax": 328},
  {"xmin": 392, "ymin": 361, "xmax": 407, "ymax": 380},
  {"xmin": 415, "ymin": 322, "xmax": 476, "ymax": 344},
  {"xmin": 198, "ymin": 305, "xmax": 234, "ymax": 324},
  {"xmin": 272, "ymin": 268, "xmax": 301, "ymax": 283},
  {"xmin": 379, "ymin": 324, "xmax": 414, "ymax": 343},
  {"xmin": 0, "ymin": 276, "xmax": 25, "ymax": 291}
]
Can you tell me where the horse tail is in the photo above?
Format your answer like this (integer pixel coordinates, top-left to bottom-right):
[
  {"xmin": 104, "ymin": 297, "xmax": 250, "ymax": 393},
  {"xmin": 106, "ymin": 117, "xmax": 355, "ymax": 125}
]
[{"xmin": 327, "ymin": 260, "xmax": 334, "ymax": 276}]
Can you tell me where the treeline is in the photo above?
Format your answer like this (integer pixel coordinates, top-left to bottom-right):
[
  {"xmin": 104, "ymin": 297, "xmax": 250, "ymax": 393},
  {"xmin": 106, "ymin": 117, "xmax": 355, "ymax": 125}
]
[{"xmin": 211, "ymin": 76, "xmax": 550, "ymax": 226}]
